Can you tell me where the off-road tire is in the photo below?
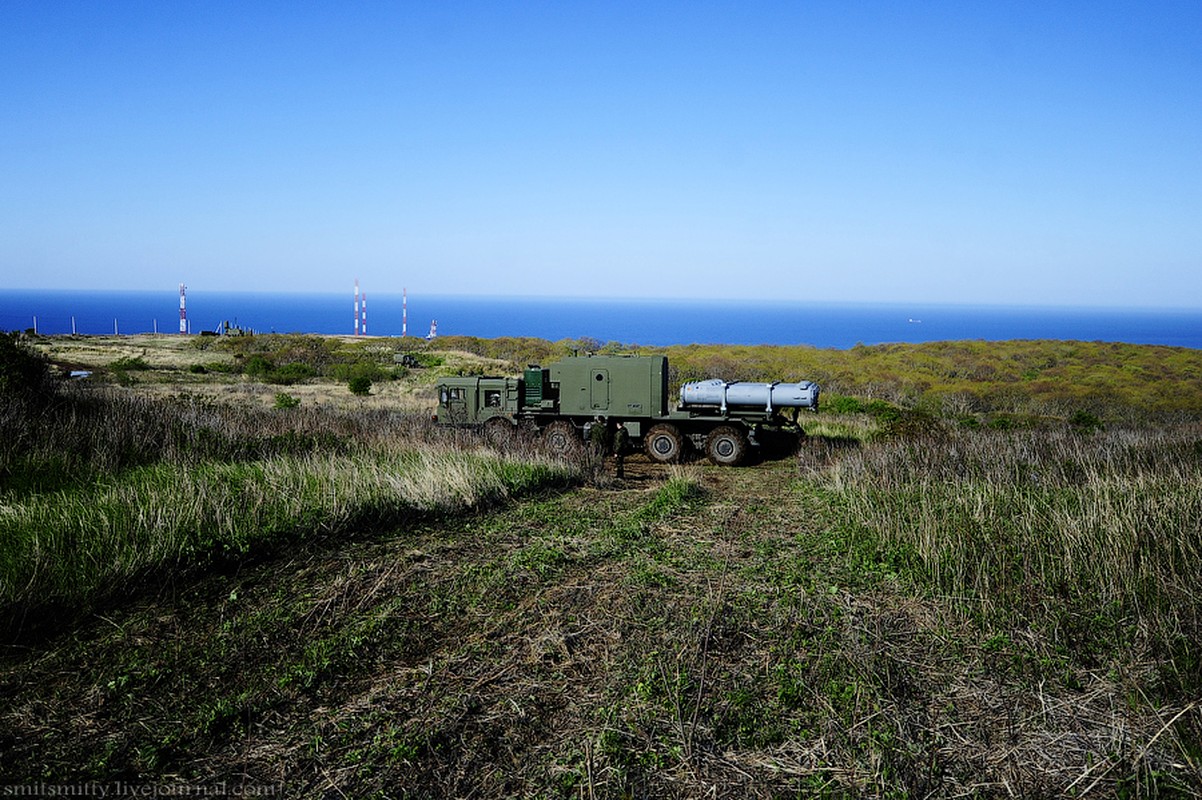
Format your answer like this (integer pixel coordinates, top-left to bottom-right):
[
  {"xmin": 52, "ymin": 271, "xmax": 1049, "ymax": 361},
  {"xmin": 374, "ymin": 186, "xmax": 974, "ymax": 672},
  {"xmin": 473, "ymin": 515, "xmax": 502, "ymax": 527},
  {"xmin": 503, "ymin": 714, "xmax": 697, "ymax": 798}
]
[
  {"xmin": 645, "ymin": 423, "xmax": 686, "ymax": 463},
  {"xmin": 706, "ymin": 425, "xmax": 749, "ymax": 466},
  {"xmin": 543, "ymin": 420, "xmax": 581, "ymax": 458},
  {"xmin": 483, "ymin": 416, "xmax": 515, "ymax": 447}
]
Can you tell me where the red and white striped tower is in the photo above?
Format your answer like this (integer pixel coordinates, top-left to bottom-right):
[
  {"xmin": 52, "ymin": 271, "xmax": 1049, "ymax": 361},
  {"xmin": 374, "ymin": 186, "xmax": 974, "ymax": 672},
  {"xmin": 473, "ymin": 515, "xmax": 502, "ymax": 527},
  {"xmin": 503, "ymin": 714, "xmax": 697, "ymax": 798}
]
[
  {"xmin": 361, "ymin": 292, "xmax": 367, "ymax": 336},
  {"xmin": 354, "ymin": 279, "xmax": 360, "ymax": 336},
  {"xmin": 179, "ymin": 283, "xmax": 187, "ymax": 334},
  {"xmin": 402, "ymin": 287, "xmax": 408, "ymax": 337}
]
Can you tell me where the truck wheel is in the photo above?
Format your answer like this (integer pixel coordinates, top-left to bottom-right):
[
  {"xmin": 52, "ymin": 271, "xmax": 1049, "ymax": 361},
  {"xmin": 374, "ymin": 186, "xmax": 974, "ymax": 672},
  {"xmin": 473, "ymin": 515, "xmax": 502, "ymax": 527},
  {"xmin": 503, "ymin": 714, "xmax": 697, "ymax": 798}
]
[
  {"xmin": 706, "ymin": 426, "xmax": 748, "ymax": 466},
  {"xmin": 483, "ymin": 417, "xmax": 515, "ymax": 447},
  {"xmin": 543, "ymin": 420, "xmax": 580, "ymax": 457},
  {"xmin": 645, "ymin": 424, "xmax": 685, "ymax": 463}
]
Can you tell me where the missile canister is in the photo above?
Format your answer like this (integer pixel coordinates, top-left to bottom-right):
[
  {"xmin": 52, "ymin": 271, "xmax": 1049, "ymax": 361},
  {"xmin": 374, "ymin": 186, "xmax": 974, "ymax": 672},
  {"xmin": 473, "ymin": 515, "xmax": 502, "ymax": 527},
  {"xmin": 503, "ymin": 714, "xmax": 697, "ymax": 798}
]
[{"xmin": 680, "ymin": 379, "xmax": 819, "ymax": 412}]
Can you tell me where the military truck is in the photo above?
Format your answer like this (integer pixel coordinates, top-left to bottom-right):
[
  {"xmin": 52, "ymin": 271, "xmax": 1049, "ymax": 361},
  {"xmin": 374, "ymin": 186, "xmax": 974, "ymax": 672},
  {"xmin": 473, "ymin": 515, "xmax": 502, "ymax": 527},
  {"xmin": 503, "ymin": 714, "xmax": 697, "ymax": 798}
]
[{"xmin": 434, "ymin": 354, "xmax": 818, "ymax": 466}]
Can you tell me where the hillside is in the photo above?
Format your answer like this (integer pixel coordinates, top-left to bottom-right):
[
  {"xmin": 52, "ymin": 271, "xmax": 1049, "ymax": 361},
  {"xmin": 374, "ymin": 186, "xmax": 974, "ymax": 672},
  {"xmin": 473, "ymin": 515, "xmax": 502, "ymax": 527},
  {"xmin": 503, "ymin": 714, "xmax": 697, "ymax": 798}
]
[
  {"xmin": 27, "ymin": 331, "xmax": 1202, "ymax": 419},
  {"xmin": 1, "ymin": 333, "xmax": 1199, "ymax": 797}
]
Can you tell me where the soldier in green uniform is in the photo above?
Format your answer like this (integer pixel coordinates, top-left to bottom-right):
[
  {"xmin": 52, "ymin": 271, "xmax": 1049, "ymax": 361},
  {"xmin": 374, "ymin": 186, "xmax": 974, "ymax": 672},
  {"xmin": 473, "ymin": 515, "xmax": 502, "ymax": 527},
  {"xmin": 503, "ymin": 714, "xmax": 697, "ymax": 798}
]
[
  {"xmin": 613, "ymin": 421, "xmax": 629, "ymax": 478},
  {"xmin": 588, "ymin": 415, "xmax": 609, "ymax": 461}
]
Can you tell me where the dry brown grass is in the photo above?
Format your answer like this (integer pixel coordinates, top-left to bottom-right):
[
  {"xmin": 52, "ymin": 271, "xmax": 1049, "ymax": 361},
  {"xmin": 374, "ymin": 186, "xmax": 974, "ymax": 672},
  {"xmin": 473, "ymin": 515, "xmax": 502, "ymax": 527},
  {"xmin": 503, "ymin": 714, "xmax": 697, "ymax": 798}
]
[
  {"xmin": 35, "ymin": 333, "xmax": 227, "ymax": 370},
  {"xmin": 27, "ymin": 333, "xmax": 520, "ymax": 413}
]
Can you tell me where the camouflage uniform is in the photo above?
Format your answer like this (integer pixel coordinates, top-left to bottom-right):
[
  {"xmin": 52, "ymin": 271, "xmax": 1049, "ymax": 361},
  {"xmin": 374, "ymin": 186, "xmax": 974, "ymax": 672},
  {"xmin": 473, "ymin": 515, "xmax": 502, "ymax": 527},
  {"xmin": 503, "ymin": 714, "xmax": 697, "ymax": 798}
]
[
  {"xmin": 613, "ymin": 421, "xmax": 629, "ymax": 478},
  {"xmin": 588, "ymin": 416, "xmax": 609, "ymax": 459}
]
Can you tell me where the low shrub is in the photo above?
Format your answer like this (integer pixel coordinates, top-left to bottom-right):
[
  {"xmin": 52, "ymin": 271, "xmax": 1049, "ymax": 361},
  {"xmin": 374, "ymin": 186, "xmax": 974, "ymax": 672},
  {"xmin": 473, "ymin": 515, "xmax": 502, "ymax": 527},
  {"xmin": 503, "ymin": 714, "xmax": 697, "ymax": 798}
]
[
  {"xmin": 1069, "ymin": 409, "xmax": 1104, "ymax": 433},
  {"xmin": 0, "ymin": 333, "xmax": 54, "ymax": 400},
  {"xmin": 270, "ymin": 363, "xmax": 316, "ymax": 385},
  {"xmin": 110, "ymin": 356, "xmax": 151, "ymax": 371}
]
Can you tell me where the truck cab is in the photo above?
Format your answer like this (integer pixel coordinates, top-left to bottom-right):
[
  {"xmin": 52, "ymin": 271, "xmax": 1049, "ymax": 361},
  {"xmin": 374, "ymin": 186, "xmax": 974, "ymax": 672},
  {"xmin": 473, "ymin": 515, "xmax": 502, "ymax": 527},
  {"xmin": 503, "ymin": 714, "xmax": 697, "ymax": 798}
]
[{"xmin": 435, "ymin": 376, "xmax": 521, "ymax": 425}]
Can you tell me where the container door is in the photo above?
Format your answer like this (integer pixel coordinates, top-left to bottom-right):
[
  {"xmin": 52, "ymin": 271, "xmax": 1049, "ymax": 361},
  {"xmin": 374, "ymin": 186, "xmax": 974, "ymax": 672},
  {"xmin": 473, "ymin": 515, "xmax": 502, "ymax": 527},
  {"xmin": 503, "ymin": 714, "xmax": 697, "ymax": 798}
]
[{"xmin": 590, "ymin": 369, "xmax": 610, "ymax": 411}]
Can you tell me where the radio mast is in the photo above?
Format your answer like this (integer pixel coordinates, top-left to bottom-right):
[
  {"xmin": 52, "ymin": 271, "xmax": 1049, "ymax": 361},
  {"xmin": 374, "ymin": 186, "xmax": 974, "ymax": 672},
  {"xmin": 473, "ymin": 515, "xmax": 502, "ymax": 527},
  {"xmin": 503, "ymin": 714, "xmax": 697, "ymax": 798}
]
[{"xmin": 179, "ymin": 284, "xmax": 187, "ymax": 334}]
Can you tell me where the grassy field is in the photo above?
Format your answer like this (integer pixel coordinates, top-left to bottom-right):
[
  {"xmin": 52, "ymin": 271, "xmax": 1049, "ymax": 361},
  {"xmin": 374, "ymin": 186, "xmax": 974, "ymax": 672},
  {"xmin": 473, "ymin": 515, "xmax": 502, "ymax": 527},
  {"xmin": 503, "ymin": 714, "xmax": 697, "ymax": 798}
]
[{"xmin": 1, "ymin": 332, "xmax": 1199, "ymax": 797}]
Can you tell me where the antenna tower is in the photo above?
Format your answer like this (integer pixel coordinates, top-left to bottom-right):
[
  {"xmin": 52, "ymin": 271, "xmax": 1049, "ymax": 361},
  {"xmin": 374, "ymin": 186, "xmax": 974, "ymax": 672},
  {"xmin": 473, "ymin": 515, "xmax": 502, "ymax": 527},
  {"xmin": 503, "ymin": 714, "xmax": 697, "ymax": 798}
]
[
  {"xmin": 354, "ymin": 279, "xmax": 360, "ymax": 336},
  {"xmin": 402, "ymin": 287, "xmax": 408, "ymax": 337},
  {"xmin": 179, "ymin": 284, "xmax": 187, "ymax": 334}
]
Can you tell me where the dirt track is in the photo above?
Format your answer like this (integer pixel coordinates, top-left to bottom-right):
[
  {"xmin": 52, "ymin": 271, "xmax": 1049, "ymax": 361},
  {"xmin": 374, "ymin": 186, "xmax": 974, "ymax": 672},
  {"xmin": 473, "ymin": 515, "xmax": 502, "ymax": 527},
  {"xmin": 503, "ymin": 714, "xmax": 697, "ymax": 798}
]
[{"xmin": 2, "ymin": 452, "xmax": 1197, "ymax": 796}]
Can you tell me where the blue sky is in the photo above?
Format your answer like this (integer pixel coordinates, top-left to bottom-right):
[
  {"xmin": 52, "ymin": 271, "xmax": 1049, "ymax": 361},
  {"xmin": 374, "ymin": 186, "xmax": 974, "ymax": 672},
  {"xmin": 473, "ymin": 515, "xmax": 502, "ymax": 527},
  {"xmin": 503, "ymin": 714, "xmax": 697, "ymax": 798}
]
[{"xmin": 2, "ymin": 1, "xmax": 1199, "ymax": 307}]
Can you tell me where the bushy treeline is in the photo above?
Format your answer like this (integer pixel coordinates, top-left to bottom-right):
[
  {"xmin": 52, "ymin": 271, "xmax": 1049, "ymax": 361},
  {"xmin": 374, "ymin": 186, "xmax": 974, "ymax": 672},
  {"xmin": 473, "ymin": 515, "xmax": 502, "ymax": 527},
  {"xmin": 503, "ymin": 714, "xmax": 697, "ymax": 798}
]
[
  {"xmin": 428, "ymin": 335, "xmax": 594, "ymax": 371},
  {"xmin": 660, "ymin": 340, "xmax": 1202, "ymax": 418},
  {"xmin": 410, "ymin": 334, "xmax": 1202, "ymax": 421},
  {"xmin": 85, "ymin": 331, "xmax": 1202, "ymax": 421}
]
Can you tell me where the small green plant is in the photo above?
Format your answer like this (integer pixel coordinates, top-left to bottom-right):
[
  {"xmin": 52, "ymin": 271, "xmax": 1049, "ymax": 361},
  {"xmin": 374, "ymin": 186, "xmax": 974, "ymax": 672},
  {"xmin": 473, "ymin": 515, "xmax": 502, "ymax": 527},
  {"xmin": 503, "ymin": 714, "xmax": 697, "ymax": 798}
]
[
  {"xmin": 240, "ymin": 354, "xmax": 316, "ymax": 385},
  {"xmin": 273, "ymin": 393, "xmax": 300, "ymax": 410},
  {"xmin": 243, "ymin": 355, "xmax": 273, "ymax": 379},
  {"xmin": 825, "ymin": 395, "xmax": 866, "ymax": 414},
  {"xmin": 110, "ymin": 356, "xmax": 151, "ymax": 372},
  {"xmin": 333, "ymin": 361, "xmax": 387, "ymax": 383},
  {"xmin": 348, "ymin": 376, "xmax": 372, "ymax": 396},
  {"xmin": 270, "ymin": 362, "xmax": 315, "ymax": 385},
  {"xmin": 202, "ymin": 361, "xmax": 237, "ymax": 374},
  {"xmin": 1069, "ymin": 409, "xmax": 1103, "ymax": 433}
]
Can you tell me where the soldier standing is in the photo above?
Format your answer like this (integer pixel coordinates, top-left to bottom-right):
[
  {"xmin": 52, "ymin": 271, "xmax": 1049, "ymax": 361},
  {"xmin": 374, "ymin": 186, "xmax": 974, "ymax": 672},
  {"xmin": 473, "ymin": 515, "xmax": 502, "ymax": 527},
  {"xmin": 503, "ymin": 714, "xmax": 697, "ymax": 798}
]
[
  {"xmin": 588, "ymin": 415, "xmax": 609, "ymax": 461},
  {"xmin": 613, "ymin": 421, "xmax": 629, "ymax": 478}
]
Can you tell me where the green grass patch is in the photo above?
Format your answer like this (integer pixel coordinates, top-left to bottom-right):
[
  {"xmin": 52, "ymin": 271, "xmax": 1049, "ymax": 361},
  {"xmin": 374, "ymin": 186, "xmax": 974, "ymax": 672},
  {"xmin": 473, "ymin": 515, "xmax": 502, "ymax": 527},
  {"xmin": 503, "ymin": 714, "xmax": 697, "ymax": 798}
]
[
  {"xmin": 819, "ymin": 425, "xmax": 1202, "ymax": 695},
  {"xmin": 0, "ymin": 447, "xmax": 577, "ymax": 614}
]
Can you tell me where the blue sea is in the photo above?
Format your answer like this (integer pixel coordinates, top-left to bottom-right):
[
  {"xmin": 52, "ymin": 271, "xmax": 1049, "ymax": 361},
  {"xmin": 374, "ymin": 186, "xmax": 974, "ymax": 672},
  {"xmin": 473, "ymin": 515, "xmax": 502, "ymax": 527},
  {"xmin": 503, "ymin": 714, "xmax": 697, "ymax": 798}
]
[{"xmin": 2, "ymin": 289, "xmax": 1201, "ymax": 350}]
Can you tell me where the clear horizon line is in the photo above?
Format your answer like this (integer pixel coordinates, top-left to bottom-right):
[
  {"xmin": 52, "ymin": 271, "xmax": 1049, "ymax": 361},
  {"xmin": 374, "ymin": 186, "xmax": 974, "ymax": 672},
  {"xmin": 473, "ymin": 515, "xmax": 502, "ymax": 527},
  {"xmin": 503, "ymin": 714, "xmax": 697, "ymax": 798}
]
[{"xmin": 2, "ymin": 286, "xmax": 1201, "ymax": 314}]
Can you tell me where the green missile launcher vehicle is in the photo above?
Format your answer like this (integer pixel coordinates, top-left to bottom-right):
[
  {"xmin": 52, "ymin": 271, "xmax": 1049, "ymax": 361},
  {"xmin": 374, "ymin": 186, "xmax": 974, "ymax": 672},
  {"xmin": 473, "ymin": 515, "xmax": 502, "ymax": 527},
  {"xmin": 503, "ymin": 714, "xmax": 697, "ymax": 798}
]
[{"xmin": 435, "ymin": 354, "xmax": 818, "ymax": 466}]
